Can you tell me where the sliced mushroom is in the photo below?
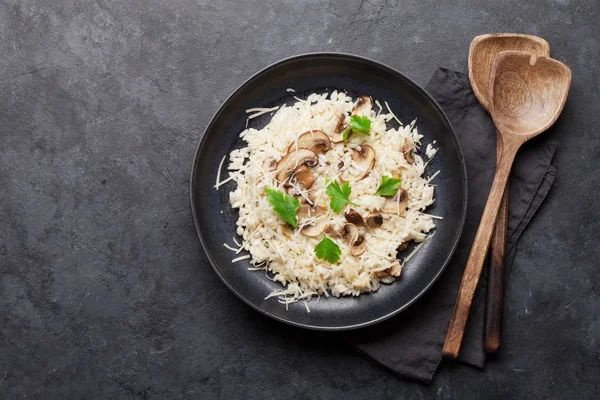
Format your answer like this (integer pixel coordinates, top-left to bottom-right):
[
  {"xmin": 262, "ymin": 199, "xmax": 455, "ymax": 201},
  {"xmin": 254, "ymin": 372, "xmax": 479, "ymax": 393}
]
[
  {"xmin": 382, "ymin": 188, "xmax": 409, "ymax": 214},
  {"xmin": 341, "ymin": 145, "xmax": 376, "ymax": 182},
  {"xmin": 402, "ymin": 140, "xmax": 415, "ymax": 164},
  {"xmin": 281, "ymin": 224, "xmax": 294, "ymax": 239},
  {"xmin": 275, "ymin": 148, "xmax": 318, "ymax": 183},
  {"xmin": 373, "ymin": 260, "xmax": 402, "ymax": 278},
  {"xmin": 396, "ymin": 241, "xmax": 409, "ymax": 252},
  {"xmin": 263, "ymin": 158, "xmax": 277, "ymax": 172},
  {"xmin": 297, "ymin": 204, "xmax": 328, "ymax": 237},
  {"xmin": 386, "ymin": 260, "xmax": 402, "ymax": 277},
  {"xmin": 325, "ymin": 225, "xmax": 342, "ymax": 239},
  {"xmin": 339, "ymin": 223, "xmax": 359, "ymax": 245},
  {"xmin": 374, "ymin": 261, "xmax": 403, "ymax": 278},
  {"xmin": 287, "ymin": 130, "xmax": 331, "ymax": 154},
  {"xmin": 335, "ymin": 223, "xmax": 367, "ymax": 256},
  {"xmin": 331, "ymin": 114, "xmax": 347, "ymax": 143},
  {"xmin": 366, "ymin": 213, "xmax": 383, "ymax": 228},
  {"xmin": 373, "ymin": 270, "xmax": 387, "ymax": 278},
  {"xmin": 351, "ymin": 95, "xmax": 373, "ymax": 116},
  {"xmin": 344, "ymin": 209, "xmax": 364, "ymax": 225},
  {"xmin": 285, "ymin": 186, "xmax": 297, "ymax": 196},
  {"xmin": 331, "ymin": 133, "xmax": 344, "ymax": 144},
  {"xmin": 290, "ymin": 165, "xmax": 315, "ymax": 189},
  {"xmin": 350, "ymin": 235, "xmax": 367, "ymax": 256}
]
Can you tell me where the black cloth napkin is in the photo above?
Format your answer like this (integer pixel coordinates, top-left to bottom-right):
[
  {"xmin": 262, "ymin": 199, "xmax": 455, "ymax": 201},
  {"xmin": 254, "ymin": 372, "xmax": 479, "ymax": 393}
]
[{"xmin": 345, "ymin": 68, "xmax": 557, "ymax": 383}]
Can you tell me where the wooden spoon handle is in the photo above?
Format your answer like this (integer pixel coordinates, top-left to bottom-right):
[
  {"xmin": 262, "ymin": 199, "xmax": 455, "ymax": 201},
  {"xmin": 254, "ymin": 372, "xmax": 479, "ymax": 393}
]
[
  {"xmin": 485, "ymin": 185, "xmax": 508, "ymax": 353},
  {"xmin": 443, "ymin": 139, "xmax": 520, "ymax": 359}
]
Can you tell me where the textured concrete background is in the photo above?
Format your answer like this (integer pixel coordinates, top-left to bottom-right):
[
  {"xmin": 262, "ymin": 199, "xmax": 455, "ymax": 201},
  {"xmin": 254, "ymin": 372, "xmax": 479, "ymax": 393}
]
[{"xmin": 1, "ymin": 0, "xmax": 599, "ymax": 398}]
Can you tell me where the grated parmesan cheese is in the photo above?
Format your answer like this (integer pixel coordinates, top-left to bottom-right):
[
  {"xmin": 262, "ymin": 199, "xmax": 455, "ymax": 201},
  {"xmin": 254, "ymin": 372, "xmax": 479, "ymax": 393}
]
[
  {"xmin": 428, "ymin": 170, "xmax": 441, "ymax": 182},
  {"xmin": 246, "ymin": 106, "xmax": 280, "ymax": 119},
  {"xmin": 385, "ymin": 101, "xmax": 402, "ymax": 126},
  {"xmin": 421, "ymin": 213, "xmax": 444, "ymax": 220},
  {"xmin": 223, "ymin": 243, "xmax": 240, "ymax": 252},
  {"xmin": 215, "ymin": 155, "xmax": 227, "ymax": 190},
  {"xmin": 231, "ymin": 255, "xmax": 251, "ymax": 263},
  {"xmin": 214, "ymin": 175, "xmax": 234, "ymax": 190},
  {"xmin": 375, "ymin": 99, "xmax": 383, "ymax": 116}
]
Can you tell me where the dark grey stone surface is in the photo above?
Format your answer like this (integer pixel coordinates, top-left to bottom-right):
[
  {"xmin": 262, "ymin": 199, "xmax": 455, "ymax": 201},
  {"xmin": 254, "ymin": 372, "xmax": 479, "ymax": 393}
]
[{"xmin": 1, "ymin": 0, "xmax": 598, "ymax": 398}]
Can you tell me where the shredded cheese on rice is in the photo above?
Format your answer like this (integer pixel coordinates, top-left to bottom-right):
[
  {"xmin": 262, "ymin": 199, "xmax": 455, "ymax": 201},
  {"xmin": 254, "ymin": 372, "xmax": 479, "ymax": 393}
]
[{"xmin": 225, "ymin": 92, "xmax": 437, "ymax": 305}]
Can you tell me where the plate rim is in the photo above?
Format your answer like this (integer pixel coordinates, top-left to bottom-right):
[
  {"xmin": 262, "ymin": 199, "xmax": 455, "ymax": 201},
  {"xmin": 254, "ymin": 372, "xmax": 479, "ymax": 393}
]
[{"xmin": 190, "ymin": 52, "xmax": 468, "ymax": 331}]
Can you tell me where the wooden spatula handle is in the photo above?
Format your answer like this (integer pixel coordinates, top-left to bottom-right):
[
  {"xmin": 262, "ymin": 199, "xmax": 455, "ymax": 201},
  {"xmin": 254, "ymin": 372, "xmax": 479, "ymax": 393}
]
[
  {"xmin": 485, "ymin": 185, "xmax": 508, "ymax": 353},
  {"xmin": 443, "ymin": 139, "xmax": 520, "ymax": 359}
]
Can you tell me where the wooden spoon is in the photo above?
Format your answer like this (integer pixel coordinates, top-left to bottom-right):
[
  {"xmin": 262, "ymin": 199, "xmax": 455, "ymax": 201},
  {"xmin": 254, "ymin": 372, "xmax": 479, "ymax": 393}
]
[
  {"xmin": 443, "ymin": 51, "xmax": 571, "ymax": 358},
  {"xmin": 468, "ymin": 34, "xmax": 550, "ymax": 353}
]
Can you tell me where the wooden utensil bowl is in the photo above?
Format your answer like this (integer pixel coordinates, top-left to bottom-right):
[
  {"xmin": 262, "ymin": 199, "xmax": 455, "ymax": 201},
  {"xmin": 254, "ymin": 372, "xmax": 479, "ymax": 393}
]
[
  {"xmin": 469, "ymin": 34, "xmax": 550, "ymax": 111},
  {"xmin": 491, "ymin": 52, "xmax": 572, "ymax": 138}
]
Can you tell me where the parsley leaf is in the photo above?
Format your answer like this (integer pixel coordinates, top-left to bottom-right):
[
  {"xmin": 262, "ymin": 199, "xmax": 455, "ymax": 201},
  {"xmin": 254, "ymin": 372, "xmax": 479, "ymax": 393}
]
[
  {"xmin": 342, "ymin": 127, "xmax": 352, "ymax": 145},
  {"xmin": 326, "ymin": 180, "xmax": 358, "ymax": 213},
  {"xmin": 350, "ymin": 115, "xmax": 371, "ymax": 135},
  {"xmin": 315, "ymin": 236, "xmax": 341, "ymax": 264},
  {"xmin": 375, "ymin": 175, "xmax": 402, "ymax": 197},
  {"xmin": 342, "ymin": 116, "xmax": 371, "ymax": 145},
  {"xmin": 265, "ymin": 188, "xmax": 300, "ymax": 228}
]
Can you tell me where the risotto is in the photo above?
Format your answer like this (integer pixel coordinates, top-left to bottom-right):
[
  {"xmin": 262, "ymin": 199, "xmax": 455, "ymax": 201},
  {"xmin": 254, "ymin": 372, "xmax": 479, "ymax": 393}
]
[{"xmin": 218, "ymin": 91, "xmax": 439, "ymax": 306}]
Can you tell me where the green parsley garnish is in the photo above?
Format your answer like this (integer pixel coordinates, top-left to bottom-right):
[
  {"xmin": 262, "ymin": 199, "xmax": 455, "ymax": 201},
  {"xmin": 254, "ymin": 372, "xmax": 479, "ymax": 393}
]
[
  {"xmin": 265, "ymin": 188, "xmax": 300, "ymax": 228},
  {"xmin": 326, "ymin": 179, "xmax": 358, "ymax": 213},
  {"xmin": 375, "ymin": 175, "xmax": 402, "ymax": 197},
  {"xmin": 343, "ymin": 115, "xmax": 371, "ymax": 144},
  {"xmin": 342, "ymin": 127, "xmax": 352, "ymax": 145},
  {"xmin": 315, "ymin": 236, "xmax": 341, "ymax": 263},
  {"xmin": 350, "ymin": 115, "xmax": 371, "ymax": 135}
]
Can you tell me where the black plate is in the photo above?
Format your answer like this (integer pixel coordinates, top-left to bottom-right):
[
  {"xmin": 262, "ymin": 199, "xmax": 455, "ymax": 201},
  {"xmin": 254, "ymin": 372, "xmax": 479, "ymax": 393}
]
[{"xmin": 190, "ymin": 53, "xmax": 467, "ymax": 331}]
